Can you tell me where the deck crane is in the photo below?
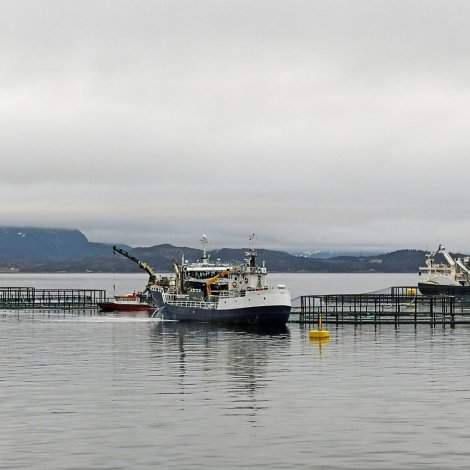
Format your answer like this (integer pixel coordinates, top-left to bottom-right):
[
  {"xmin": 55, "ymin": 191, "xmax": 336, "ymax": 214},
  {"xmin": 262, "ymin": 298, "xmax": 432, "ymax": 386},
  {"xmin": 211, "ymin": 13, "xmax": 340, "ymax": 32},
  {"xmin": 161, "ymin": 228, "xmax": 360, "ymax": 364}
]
[
  {"xmin": 113, "ymin": 246, "xmax": 157, "ymax": 289},
  {"xmin": 205, "ymin": 269, "xmax": 231, "ymax": 297},
  {"xmin": 425, "ymin": 244, "xmax": 470, "ymax": 280},
  {"xmin": 425, "ymin": 244, "xmax": 456, "ymax": 269},
  {"xmin": 436, "ymin": 244, "xmax": 470, "ymax": 277},
  {"xmin": 436, "ymin": 244, "xmax": 456, "ymax": 267}
]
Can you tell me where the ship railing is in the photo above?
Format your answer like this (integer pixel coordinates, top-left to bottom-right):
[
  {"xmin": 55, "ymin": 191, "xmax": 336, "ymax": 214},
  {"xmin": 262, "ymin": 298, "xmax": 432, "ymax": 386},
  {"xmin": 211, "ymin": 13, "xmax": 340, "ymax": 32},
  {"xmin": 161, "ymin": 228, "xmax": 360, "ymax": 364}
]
[
  {"xmin": 218, "ymin": 287, "xmax": 280, "ymax": 297},
  {"xmin": 166, "ymin": 299, "xmax": 218, "ymax": 310},
  {"xmin": 218, "ymin": 291, "xmax": 246, "ymax": 298}
]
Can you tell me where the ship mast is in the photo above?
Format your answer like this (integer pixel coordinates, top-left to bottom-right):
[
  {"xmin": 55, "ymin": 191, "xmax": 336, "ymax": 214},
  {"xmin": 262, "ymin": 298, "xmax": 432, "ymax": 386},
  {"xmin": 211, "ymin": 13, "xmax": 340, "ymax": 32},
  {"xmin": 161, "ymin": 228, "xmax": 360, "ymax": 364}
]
[
  {"xmin": 247, "ymin": 233, "xmax": 257, "ymax": 267},
  {"xmin": 249, "ymin": 233, "xmax": 256, "ymax": 251},
  {"xmin": 200, "ymin": 234, "xmax": 209, "ymax": 264}
]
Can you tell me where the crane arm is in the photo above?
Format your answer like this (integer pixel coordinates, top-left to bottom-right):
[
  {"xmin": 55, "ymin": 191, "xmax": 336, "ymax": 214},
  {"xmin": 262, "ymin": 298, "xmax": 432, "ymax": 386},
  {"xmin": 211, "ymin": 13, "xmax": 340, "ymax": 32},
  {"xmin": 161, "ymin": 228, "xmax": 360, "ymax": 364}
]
[
  {"xmin": 113, "ymin": 246, "xmax": 157, "ymax": 285},
  {"xmin": 206, "ymin": 269, "xmax": 231, "ymax": 297},
  {"xmin": 456, "ymin": 258, "xmax": 470, "ymax": 275},
  {"xmin": 436, "ymin": 244, "xmax": 456, "ymax": 267}
]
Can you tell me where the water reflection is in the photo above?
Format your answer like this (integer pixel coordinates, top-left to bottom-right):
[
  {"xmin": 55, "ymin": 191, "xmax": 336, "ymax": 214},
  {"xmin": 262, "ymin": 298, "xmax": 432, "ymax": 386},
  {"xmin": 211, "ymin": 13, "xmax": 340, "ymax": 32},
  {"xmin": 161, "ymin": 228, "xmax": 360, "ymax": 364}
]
[
  {"xmin": 148, "ymin": 322, "xmax": 291, "ymax": 418},
  {"xmin": 153, "ymin": 320, "xmax": 290, "ymax": 337}
]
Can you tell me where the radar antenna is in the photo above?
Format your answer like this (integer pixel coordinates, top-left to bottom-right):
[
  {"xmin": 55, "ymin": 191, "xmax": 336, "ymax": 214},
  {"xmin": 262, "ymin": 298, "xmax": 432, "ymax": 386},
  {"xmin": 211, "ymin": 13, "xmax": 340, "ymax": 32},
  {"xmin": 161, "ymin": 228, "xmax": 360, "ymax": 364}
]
[{"xmin": 249, "ymin": 233, "xmax": 256, "ymax": 251}]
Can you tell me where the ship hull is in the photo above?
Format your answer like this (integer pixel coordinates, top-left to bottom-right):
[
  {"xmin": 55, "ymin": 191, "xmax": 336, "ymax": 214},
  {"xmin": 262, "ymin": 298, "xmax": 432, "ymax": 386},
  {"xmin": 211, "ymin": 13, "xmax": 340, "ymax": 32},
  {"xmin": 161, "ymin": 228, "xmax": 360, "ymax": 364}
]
[
  {"xmin": 97, "ymin": 302, "xmax": 155, "ymax": 312},
  {"xmin": 418, "ymin": 282, "xmax": 470, "ymax": 296},
  {"xmin": 151, "ymin": 290, "xmax": 290, "ymax": 325},
  {"xmin": 157, "ymin": 304, "xmax": 290, "ymax": 325}
]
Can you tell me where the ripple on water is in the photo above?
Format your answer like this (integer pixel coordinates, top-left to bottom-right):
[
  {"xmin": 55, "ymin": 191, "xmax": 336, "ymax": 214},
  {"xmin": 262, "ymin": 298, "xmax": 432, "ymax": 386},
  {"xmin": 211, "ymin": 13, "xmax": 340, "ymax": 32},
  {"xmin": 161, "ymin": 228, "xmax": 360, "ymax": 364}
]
[{"xmin": 1, "ymin": 313, "xmax": 470, "ymax": 468}]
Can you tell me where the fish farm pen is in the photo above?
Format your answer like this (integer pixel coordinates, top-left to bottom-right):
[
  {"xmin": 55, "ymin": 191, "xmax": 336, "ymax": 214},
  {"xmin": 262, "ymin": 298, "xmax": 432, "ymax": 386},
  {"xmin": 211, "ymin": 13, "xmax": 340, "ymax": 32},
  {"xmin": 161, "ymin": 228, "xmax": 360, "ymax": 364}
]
[
  {"xmin": 2, "ymin": 284, "xmax": 470, "ymax": 326},
  {"xmin": 292, "ymin": 286, "xmax": 470, "ymax": 326},
  {"xmin": 0, "ymin": 287, "xmax": 106, "ymax": 310}
]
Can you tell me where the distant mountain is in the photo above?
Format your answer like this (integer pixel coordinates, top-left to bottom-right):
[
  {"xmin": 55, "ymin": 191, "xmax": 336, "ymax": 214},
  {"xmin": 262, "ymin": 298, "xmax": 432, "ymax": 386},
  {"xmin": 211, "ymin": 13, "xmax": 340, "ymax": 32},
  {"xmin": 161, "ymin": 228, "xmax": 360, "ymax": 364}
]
[
  {"xmin": 84, "ymin": 247, "xmax": 429, "ymax": 274},
  {"xmin": 0, "ymin": 227, "xmax": 112, "ymax": 261},
  {"xmin": 0, "ymin": 227, "xmax": 130, "ymax": 271},
  {"xmin": 0, "ymin": 226, "xmax": 462, "ymax": 274}
]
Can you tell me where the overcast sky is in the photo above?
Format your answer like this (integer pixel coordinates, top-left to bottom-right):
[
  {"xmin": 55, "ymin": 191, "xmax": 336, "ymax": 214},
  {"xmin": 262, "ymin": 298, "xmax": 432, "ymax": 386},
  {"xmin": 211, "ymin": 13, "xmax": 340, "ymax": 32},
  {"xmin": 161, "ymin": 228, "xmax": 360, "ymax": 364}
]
[{"xmin": 2, "ymin": 0, "xmax": 470, "ymax": 253}]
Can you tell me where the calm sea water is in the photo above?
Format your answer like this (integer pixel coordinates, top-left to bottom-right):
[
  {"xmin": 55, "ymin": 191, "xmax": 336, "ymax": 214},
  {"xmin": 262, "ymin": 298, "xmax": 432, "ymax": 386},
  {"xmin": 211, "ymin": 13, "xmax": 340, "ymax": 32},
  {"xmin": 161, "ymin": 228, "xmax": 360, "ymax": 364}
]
[{"xmin": 1, "ymin": 273, "xmax": 470, "ymax": 469}]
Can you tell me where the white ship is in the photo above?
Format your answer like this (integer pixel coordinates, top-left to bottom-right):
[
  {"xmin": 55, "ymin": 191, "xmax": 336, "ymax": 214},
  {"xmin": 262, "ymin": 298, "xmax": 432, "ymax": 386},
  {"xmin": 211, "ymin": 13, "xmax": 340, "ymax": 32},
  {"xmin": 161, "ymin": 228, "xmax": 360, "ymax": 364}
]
[
  {"xmin": 150, "ymin": 235, "xmax": 291, "ymax": 325},
  {"xmin": 418, "ymin": 244, "xmax": 470, "ymax": 295}
]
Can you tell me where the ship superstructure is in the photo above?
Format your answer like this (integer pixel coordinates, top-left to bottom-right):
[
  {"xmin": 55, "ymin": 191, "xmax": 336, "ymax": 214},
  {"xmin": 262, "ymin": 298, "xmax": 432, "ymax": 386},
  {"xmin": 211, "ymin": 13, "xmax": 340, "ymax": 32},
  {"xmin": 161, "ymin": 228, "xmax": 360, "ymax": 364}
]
[{"xmin": 150, "ymin": 235, "xmax": 291, "ymax": 325}]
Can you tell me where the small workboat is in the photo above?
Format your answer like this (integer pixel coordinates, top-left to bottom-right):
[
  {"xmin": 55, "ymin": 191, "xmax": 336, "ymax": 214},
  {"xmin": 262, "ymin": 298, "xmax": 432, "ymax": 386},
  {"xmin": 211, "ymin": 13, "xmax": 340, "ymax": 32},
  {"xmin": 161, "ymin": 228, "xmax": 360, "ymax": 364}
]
[{"xmin": 97, "ymin": 293, "xmax": 155, "ymax": 312}]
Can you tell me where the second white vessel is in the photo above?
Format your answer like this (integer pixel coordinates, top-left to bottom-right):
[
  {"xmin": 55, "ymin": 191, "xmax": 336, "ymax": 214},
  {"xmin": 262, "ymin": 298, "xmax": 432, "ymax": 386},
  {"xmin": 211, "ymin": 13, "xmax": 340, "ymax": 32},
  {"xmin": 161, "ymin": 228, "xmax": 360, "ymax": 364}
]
[{"xmin": 418, "ymin": 244, "xmax": 470, "ymax": 295}]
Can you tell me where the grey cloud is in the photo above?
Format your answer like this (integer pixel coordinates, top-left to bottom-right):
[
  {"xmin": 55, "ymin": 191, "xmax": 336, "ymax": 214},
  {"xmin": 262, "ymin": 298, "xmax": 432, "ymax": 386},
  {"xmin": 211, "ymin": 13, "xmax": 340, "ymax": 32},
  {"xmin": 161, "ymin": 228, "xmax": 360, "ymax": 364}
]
[{"xmin": 1, "ymin": 1, "xmax": 470, "ymax": 252}]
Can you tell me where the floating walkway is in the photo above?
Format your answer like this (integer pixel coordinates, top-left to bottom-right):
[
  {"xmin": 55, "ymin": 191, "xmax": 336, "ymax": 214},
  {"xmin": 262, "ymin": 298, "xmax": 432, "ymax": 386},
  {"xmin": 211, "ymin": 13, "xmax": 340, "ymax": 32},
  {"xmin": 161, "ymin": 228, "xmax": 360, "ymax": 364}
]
[
  {"xmin": 0, "ymin": 287, "xmax": 106, "ymax": 310},
  {"xmin": 291, "ymin": 286, "xmax": 470, "ymax": 326}
]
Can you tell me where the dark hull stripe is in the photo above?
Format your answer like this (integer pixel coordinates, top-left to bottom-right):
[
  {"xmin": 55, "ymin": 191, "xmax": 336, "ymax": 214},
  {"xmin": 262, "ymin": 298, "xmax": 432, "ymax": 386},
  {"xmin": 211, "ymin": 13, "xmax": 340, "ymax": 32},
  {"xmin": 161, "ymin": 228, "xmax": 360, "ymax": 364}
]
[
  {"xmin": 158, "ymin": 304, "xmax": 291, "ymax": 325},
  {"xmin": 418, "ymin": 282, "xmax": 470, "ymax": 296}
]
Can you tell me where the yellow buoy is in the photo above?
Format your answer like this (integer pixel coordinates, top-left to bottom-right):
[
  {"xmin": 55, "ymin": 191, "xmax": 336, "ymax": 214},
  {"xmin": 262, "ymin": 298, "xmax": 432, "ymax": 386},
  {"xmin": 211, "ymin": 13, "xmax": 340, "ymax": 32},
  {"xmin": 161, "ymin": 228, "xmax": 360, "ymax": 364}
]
[
  {"xmin": 309, "ymin": 313, "xmax": 330, "ymax": 339},
  {"xmin": 309, "ymin": 330, "xmax": 330, "ymax": 339}
]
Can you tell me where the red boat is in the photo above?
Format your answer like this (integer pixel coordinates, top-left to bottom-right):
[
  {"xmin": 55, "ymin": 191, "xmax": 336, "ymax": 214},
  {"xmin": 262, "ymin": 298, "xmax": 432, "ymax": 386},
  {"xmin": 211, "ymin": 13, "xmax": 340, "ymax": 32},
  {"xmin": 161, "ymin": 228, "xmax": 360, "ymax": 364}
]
[{"xmin": 97, "ymin": 293, "xmax": 155, "ymax": 313}]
